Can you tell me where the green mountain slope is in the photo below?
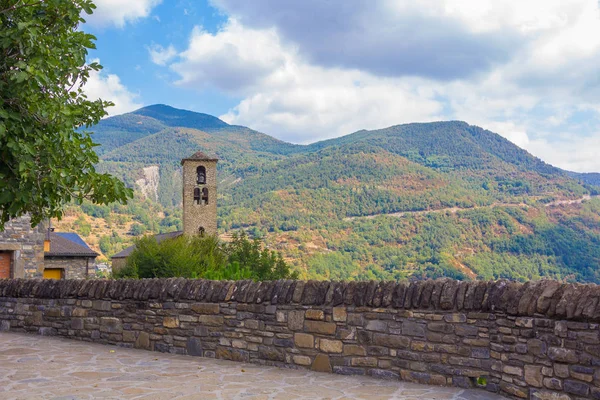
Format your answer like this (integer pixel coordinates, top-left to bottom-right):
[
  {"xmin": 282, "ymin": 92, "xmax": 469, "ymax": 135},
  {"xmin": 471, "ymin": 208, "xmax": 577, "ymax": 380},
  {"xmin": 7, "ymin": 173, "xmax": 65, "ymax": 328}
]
[{"xmin": 70, "ymin": 105, "xmax": 600, "ymax": 283}]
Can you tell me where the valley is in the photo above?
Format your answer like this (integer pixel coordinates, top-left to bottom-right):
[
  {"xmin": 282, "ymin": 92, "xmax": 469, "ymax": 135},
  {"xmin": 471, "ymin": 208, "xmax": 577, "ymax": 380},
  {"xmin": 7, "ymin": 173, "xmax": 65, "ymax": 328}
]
[{"xmin": 58, "ymin": 105, "xmax": 600, "ymax": 283}]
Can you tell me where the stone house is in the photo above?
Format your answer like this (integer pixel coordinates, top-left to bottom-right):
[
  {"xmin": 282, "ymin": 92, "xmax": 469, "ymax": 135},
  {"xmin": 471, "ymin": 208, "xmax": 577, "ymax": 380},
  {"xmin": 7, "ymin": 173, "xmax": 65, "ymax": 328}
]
[
  {"xmin": 0, "ymin": 216, "xmax": 97, "ymax": 279},
  {"xmin": 44, "ymin": 232, "xmax": 99, "ymax": 279},
  {"xmin": 0, "ymin": 216, "xmax": 45, "ymax": 279}
]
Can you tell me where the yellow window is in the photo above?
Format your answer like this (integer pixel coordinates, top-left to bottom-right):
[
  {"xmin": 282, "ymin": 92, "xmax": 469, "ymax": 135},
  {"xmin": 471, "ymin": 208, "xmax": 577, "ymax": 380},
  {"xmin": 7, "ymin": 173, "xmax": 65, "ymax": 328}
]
[{"xmin": 43, "ymin": 268, "xmax": 63, "ymax": 280}]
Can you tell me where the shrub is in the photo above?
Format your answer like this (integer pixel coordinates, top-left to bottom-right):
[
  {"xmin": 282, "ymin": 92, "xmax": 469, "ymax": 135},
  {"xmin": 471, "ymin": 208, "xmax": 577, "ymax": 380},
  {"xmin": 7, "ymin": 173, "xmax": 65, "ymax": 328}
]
[{"xmin": 113, "ymin": 232, "xmax": 297, "ymax": 281}]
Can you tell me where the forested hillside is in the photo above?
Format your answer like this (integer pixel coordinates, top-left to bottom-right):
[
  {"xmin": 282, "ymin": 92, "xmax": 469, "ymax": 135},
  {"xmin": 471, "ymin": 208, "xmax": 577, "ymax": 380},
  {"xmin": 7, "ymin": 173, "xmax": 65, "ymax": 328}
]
[{"xmin": 57, "ymin": 105, "xmax": 600, "ymax": 283}]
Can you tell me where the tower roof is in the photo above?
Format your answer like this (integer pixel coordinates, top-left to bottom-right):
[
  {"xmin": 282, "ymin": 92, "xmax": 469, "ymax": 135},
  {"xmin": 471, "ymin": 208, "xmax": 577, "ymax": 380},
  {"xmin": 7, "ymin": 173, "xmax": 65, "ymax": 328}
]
[{"xmin": 181, "ymin": 151, "xmax": 219, "ymax": 164}]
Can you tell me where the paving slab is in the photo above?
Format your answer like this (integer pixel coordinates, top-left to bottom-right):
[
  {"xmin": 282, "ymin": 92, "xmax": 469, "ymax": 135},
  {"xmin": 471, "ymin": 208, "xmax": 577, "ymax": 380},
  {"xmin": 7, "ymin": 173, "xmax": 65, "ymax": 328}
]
[{"xmin": 0, "ymin": 332, "xmax": 507, "ymax": 399}]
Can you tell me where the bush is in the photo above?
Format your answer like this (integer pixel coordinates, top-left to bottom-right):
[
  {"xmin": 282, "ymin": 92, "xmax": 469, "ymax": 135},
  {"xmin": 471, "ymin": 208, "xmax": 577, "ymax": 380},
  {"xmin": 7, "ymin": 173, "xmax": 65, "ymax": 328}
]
[{"xmin": 113, "ymin": 232, "xmax": 297, "ymax": 281}]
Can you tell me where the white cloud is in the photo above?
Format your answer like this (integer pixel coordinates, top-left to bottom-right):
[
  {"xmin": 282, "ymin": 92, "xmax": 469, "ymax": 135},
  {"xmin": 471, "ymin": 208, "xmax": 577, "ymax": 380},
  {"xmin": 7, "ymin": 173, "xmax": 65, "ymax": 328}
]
[
  {"xmin": 148, "ymin": 44, "xmax": 177, "ymax": 66},
  {"xmin": 155, "ymin": 1, "xmax": 600, "ymax": 170},
  {"xmin": 83, "ymin": 64, "xmax": 142, "ymax": 116},
  {"xmin": 85, "ymin": 0, "xmax": 162, "ymax": 28},
  {"xmin": 169, "ymin": 21, "xmax": 286, "ymax": 92}
]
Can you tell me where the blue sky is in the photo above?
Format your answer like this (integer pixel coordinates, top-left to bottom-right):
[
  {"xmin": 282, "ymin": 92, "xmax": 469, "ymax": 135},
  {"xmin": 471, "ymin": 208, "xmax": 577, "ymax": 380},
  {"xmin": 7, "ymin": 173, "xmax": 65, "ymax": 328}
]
[{"xmin": 83, "ymin": 0, "xmax": 600, "ymax": 172}]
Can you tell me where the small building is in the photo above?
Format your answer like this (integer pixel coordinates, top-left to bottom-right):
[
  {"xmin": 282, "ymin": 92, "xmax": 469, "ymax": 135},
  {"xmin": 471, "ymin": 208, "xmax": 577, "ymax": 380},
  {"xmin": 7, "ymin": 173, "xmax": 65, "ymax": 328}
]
[
  {"xmin": 43, "ymin": 232, "xmax": 98, "ymax": 279},
  {"xmin": 0, "ymin": 216, "xmax": 97, "ymax": 279},
  {"xmin": 111, "ymin": 151, "xmax": 218, "ymax": 272}
]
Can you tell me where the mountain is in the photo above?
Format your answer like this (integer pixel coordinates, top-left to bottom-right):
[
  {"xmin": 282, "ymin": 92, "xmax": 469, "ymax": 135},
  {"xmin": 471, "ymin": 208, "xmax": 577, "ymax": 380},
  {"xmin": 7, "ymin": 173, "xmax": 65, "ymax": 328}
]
[{"xmin": 62, "ymin": 105, "xmax": 600, "ymax": 283}]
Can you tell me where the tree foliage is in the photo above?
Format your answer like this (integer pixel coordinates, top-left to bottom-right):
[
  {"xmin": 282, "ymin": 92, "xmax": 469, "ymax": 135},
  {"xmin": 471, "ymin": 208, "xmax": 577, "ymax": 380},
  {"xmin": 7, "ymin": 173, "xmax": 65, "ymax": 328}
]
[{"xmin": 0, "ymin": 0, "xmax": 132, "ymax": 229}]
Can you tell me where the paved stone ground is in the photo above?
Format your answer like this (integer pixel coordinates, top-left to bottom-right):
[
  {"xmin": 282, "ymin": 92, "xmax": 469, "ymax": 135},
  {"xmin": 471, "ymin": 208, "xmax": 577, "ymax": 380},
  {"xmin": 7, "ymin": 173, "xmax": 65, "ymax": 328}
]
[{"xmin": 0, "ymin": 332, "xmax": 507, "ymax": 400}]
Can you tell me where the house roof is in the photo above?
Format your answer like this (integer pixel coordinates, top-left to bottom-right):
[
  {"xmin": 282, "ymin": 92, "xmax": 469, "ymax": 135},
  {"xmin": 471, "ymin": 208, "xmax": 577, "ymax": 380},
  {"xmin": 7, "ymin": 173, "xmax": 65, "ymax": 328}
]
[
  {"xmin": 111, "ymin": 231, "xmax": 184, "ymax": 259},
  {"xmin": 181, "ymin": 151, "xmax": 218, "ymax": 164},
  {"xmin": 45, "ymin": 232, "xmax": 99, "ymax": 258}
]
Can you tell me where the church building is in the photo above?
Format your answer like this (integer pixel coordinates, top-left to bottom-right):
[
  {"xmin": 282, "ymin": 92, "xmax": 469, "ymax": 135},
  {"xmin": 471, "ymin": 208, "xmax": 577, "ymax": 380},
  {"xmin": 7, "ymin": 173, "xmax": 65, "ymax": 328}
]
[{"xmin": 111, "ymin": 151, "xmax": 218, "ymax": 270}]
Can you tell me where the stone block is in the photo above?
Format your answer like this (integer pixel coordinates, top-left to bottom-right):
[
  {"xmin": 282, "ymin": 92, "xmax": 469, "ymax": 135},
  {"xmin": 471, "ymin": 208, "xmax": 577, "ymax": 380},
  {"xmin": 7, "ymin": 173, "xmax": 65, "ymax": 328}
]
[
  {"xmin": 554, "ymin": 363, "xmax": 569, "ymax": 378},
  {"xmin": 72, "ymin": 308, "xmax": 87, "ymax": 317},
  {"xmin": 186, "ymin": 337, "xmax": 203, "ymax": 356},
  {"xmin": 232, "ymin": 340, "xmax": 248, "ymax": 349},
  {"xmin": 294, "ymin": 333, "xmax": 314, "ymax": 348},
  {"xmin": 198, "ymin": 315, "xmax": 223, "ymax": 326},
  {"xmin": 350, "ymin": 357, "xmax": 378, "ymax": 367},
  {"xmin": 304, "ymin": 320, "xmax": 336, "ymax": 335},
  {"xmin": 305, "ymin": 309, "xmax": 324, "ymax": 320},
  {"xmin": 46, "ymin": 308, "xmax": 60, "ymax": 317},
  {"xmin": 92, "ymin": 300, "xmax": 111, "ymax": 311},
  {"xmin": 372, "ymin": 333, "xmax": 410, "ymax": 349},
  {"xmin": 273, "ymin": 338, "xmax": 293, "ymax": 348},
  {"xmin": 100, "ymin": 317, "xmax": 123, "ymax": 333},
  {"xmin": 443, "ymin": 313, "xmax": 467, "ymax": 323},
  {"xmin": 548, "ymin": 347, "xmax": 578, "ymax": 363},
  {"xmin": 564, "ymin": 380, "xmax": 589, "ymax": 396},
  {"xmin": 122, "ymin": 331, "xmax": 136, "ymax": 342},
  {"xmin": 524, "ymin": 365, "xmax": 543, "ymax": 388},
  {"xmin": 503, "ymin": 365, "xmax": 523, "ymax": 376},
  {"xmin": 455, "ymin": 324, "xmax": 478, "ymax": 337},
  {"xmin": 163, "ymin": 316, "xmax": 179, "ymax": 328},
  {"xmin": 370, "ymin": 369, "xmax": 400, "ymax": 380},
  {"xmin": 191, "ymin": 303, "xmax": 220, "ymax": 314},
  {"xmin": 401, "ymin": 321, "xmax": 425, "ymax": 337},
  {"xmin": 530, "ymin": 390, "xmax": 570, "ymax": 400},
  {"xmin": 311, "ymin": 354, "xmax": 332, "ymax": 373},
  {"xmin": 39, "ymin": 327, "xmax": 57, "ymax": 336},
  {"xmin": 343, "ymin": 344, "xmax": 367, "ymax": 356},
  {"xmin": 365, "ymin": 319, "xmax": 387, "ymax": 332},
  {"xmin": 332, "ymin": 307, "xmax": 347, "ymax": 322},
  {"xmin": 288, "ymin": 310, "xmax": 305, "ymax": 331},
  {"xmin": 527, "ymin": 339, "xmax": 547, "ymax": 356},
  {"xmin": 427, "ymin": 322, "xmax": 454, "ymax": 333},
  {"xmin": 319, "ymin": 339, "xmax": 342, "ymax": 353},
  {"xmin": 71, "ymin": 318, "xmax": 84, "ymax": 330},
  {"xmin": 333, "ymin": 366, "xmax": 365, "ymax": 375},
  {"xmin": 543, "ymin": 378, "xmax": 562, "ymax": 390},
  {"xmin": 470, "ymin": 348, "xmax": 490, "ymax": 359},
  {"xmin": 347, "ymin": 313, "xmax": 364, "ymax": 326},
  {"xmin": 178, "ymin": 314, "xmax": 198, "ymax": 323},
  {"xmin": 499, "ymin": 382, "xmax": 528, "ymax": 398},
  {"xmin": 293, "ymin": 355, "xmax": 312, "ymax": 366}
]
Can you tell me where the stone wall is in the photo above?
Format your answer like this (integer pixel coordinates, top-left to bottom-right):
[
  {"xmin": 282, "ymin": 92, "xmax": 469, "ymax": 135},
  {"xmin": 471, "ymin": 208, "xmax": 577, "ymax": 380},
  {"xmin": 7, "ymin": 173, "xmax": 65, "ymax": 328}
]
[
  {"xmin": 0, "ymin": 216, "xmax": 45, "ymax": 278},
  {"xmin": 43, "ymin": 257, "xmax": 91, "ymax": 279},
  {"xmin": 1, "ymin": 278, "xmax": 600, "ymax": 400}
]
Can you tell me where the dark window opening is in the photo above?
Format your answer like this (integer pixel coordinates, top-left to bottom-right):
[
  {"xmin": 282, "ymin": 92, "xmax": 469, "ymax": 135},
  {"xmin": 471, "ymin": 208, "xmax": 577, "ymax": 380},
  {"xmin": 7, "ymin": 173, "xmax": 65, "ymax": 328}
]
[
  {"xmin": 193, "ymin": 187, "xmax": 201, "ymax": 204},
  {"xmin": 198, "ymin": 226, "xmax": 206, "ymax": 236},
  {"xmin": 201, "ymin": 188, "xmax": 209, "ymax": 205},
  {"xmin": 197, "ymin": 166, "xmax": 206, "ymax": 185}
]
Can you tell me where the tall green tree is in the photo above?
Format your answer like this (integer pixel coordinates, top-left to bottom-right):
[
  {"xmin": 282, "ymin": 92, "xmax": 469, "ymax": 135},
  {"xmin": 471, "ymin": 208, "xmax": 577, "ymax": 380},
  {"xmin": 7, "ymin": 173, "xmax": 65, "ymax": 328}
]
[{"xmin": 0, "ymin": 0, "xmax": 132, "ymax": 229}]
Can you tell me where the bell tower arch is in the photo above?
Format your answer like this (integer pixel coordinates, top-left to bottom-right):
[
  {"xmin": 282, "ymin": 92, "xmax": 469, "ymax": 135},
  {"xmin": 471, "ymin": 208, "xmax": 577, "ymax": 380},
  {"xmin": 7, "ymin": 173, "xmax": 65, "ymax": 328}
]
[{"xmin": 181, "ymin": 151, "xmax": 218, "ymax": 236}]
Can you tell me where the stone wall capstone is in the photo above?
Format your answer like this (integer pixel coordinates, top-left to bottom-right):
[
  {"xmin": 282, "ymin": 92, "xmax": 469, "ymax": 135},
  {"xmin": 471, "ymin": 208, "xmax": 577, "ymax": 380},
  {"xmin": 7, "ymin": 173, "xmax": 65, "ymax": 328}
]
[{"xmin": 1, "ymin": 278, "xmax": 600, "ymax": 400}]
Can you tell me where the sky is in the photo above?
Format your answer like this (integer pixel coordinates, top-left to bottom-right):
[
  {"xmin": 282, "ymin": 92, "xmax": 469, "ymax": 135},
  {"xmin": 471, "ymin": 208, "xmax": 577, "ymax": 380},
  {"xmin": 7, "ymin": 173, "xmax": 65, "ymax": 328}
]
[{"xmin": 83, "ymin": 0, "xmax": 600, "ymax": 173}]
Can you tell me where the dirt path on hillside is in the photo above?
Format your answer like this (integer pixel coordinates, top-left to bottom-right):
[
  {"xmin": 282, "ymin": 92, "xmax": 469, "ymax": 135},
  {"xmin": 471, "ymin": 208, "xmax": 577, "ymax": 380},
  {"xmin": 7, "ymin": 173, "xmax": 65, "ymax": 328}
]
[{"xmin": 344, "ymin": 194, "xmax": 599, "ymax": 221}]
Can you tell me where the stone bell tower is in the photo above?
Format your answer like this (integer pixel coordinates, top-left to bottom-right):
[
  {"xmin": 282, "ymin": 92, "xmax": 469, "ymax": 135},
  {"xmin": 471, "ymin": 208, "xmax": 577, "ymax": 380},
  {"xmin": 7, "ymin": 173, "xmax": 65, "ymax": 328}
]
[{"xmin": 181, "ymin": 151, "xmax": 218, "ymax": 236}]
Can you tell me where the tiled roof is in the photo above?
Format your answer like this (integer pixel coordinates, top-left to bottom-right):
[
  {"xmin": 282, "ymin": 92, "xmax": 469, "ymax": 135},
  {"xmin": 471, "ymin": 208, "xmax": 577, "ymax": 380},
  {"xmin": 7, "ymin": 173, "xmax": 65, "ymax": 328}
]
[
  {"xmin": 111, "ymin": 231, "xmax": 184, "ymax": 259},
  {"xmin": 45, "ymin": 232, "xmax": 98, "ymax": 258},
  {"xmin": 181, "ymin": 151, "xmax": 218, "ymax": 164}
]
